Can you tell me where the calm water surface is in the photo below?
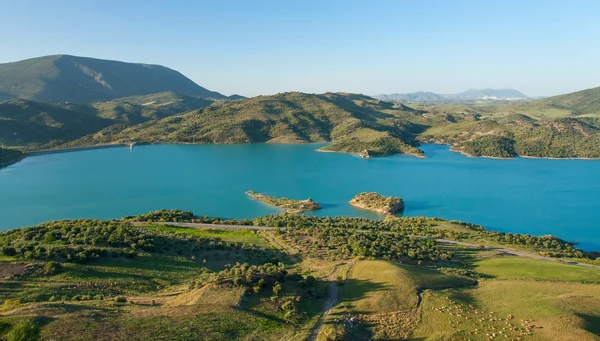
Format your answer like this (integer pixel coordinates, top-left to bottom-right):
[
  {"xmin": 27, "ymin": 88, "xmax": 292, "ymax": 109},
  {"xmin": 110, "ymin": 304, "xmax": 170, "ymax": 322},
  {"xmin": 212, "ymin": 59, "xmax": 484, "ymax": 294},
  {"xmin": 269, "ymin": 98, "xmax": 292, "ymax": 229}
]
[{"xmin": 1, "ymin": 143, "xmax": 599, "ymax": 250}]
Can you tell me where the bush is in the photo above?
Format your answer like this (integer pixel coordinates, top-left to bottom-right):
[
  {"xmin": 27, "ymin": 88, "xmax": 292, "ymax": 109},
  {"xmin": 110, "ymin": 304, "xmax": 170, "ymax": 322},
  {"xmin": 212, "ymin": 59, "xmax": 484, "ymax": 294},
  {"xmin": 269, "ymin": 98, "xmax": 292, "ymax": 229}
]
[
  {"xmin": 0, "ymin": 299, "xmax": 21, "ymax": 312},
  {"xmin": 43, "ymin": 261, "xmax": 62, "ymax": 275},
  {"xmin": 114, "ymin": 296, "xmax": 127, "ymax": 303},
  {"xmin": 7, "ymin": 320, "xmax": 40, "ymax": 341}
]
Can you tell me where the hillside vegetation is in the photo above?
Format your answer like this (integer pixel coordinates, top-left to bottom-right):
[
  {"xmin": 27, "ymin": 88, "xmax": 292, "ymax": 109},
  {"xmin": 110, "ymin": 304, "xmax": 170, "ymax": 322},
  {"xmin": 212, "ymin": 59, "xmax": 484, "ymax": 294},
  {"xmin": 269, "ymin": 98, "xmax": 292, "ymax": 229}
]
[
  {"xmin": 0, "ymin": 99, "xmax": 112, "ymax": 147},
  {"xmin": 0, "ymin": 211, "xmax": 598, "ymax": 340},
  {"xmin": 0, "ymin": 93, "xmax": 214, "ymax": 149},
  {"xmin": 0, "ymin": 55, "xmax": 225, "ymax": 103},
  {"xmin": 537, "ymin": 85, "xmax": 600, "ymax": 116},
  {"xmin": 67, "ymin": 90, "xmax": 600, "ymax": 159},
  {"xmin": 421, "ymin": 114, "xmax": 600, "ymax": 158},
  {"xmin": 70, "ymin": 92, "xmax": 427, "ymax": 157}
]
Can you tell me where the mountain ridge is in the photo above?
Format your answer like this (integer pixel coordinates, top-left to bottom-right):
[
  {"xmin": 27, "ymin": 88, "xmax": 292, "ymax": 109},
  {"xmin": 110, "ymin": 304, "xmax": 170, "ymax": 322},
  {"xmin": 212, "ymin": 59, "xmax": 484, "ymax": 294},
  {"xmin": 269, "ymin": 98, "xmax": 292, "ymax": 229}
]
[
  {"xmin": 0, "ymin": 54, "xmax": 226, "ymax": 103},
  {"xmin": 376, "ymin": 88, "xmax": 528, "ymax": 102}
]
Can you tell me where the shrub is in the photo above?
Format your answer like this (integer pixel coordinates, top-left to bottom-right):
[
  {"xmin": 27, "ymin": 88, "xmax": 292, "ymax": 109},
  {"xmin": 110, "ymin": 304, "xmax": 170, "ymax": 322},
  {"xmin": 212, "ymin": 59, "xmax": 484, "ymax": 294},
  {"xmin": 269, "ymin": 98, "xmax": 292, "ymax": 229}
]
[
  {"xmin": 7, "ymin": 320, "xmax": 40, "ymax": 341},
  {"xmin": 43, "ymin": 261, "xmax": 62, "ymax": 275},
  {"xmin": 0, "ymin": 299, "xmax": 21, "ymax": 312},
  {"xmin": 115, "ymin": 296, "xmax": 127, "ymax": 303}
]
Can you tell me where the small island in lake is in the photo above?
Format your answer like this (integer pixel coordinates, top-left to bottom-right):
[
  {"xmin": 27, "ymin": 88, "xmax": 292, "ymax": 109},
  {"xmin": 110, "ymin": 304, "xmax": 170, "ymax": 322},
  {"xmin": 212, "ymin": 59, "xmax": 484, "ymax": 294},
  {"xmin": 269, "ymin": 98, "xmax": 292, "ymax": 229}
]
[
  {"xmin": 246, "ymin": 190, "xmax": 322, "ymax": 212},
  {"xmin": 349, "ymin": 192, "xmax": 404, "ymax": 215}
]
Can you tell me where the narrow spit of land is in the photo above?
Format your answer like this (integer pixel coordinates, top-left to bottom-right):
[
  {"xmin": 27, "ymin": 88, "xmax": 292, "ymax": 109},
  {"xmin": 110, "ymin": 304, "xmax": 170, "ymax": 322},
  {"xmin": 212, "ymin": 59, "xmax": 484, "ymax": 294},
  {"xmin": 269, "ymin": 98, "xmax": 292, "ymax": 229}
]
[
  {"xmin": 132, "ymin": 221, "xmax": 600, "ymax": 269},
  {"xmin": 245, "ymin": 190, "xmax": 322, "ymax": 212}
]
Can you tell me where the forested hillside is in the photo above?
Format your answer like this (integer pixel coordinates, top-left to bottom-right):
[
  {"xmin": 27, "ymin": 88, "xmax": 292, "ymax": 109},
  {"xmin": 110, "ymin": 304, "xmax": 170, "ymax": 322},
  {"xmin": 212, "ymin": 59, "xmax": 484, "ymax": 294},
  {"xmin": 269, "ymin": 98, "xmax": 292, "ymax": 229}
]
[{"xmin": 66, "ymin": 92, "xmax": 428, "ymax": 157}]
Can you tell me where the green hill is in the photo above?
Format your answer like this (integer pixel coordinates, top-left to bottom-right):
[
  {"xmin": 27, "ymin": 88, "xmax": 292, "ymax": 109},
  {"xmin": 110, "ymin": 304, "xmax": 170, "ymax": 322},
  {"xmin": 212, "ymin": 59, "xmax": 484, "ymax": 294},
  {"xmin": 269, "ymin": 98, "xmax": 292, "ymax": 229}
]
[
  {"xmin": 421, "ymin": 115, "xmax": 600, "ymax": 158},
  {"xmin": 537, "ymin": 86, "xmax": 600, "ymax": 116},
  {"xmin": 0, "ymin": 93, "xmax": 213, "ymax": 148},
  {"xmin": 72, "ymin": 92, "xmax": 428, "ymax": 157},
  {"xmin": 477, "ymin": 85, "xmax": 600, "ymax": 119},
  {"xmin": 59, "ymin": 91, "xmax": 600, "ymax": 159},
  {"xmin": 0, "ymin": 55, "xmax": 225, "ymax": 103},
  {"xmin": 63, "ymin": 92, "xmax": 214, "ymax": 124},
  {"xmin": 0, "ymin": 99, "xmax": 113, "ymax": 147}
]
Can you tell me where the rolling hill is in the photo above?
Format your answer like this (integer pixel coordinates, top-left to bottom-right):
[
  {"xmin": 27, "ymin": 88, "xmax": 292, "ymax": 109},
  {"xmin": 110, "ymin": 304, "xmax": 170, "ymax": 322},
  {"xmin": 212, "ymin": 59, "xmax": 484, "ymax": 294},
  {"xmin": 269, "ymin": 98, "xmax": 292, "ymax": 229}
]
[
  {"xmin": 0, "ymin": 92, "xmax": 213, "ymax": 148},
  {"xmin": 57, "ymin": 91, "xmax": 600, "ymax": 159},
  {"xmin": 536, "ymin": 85, "xmax": 600, "ymax": 116},
  {"xmin": 62, "ymin": 92, "xmax": 428, "ymax": 157},
  {"xmin": 420, "ymin": 114, "xmax": 600, "ymax": 158},
  {"xmin": 0, "ymin": 99, "xmax": 113, "ymax": 147},
  {"xmin": 472, "ymin": 85, "xmax": 600, "ymax": 119},
  {"xmin": 0, "ymin": 55, "xmax": 226, "ymax": 103}
]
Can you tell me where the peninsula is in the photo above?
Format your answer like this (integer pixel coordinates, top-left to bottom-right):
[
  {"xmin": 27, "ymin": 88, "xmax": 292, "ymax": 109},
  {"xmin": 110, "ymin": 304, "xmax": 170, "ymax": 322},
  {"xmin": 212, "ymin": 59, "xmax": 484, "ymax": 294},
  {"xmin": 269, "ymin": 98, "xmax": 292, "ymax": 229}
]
[
  {"xmin": 349, "ymin": 192, "xmax": 404, "ymax": 215},
  {"xmin": 246, "ymin": 190, "xmax": 321, "ymax": 212}
]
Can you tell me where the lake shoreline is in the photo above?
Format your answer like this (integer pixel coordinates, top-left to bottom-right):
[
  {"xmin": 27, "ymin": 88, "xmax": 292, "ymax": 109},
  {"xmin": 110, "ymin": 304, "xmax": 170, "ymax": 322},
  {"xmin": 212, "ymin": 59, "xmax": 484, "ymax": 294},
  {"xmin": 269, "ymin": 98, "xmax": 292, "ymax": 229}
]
[
  {"xmin": 25, "ymin": 143, "xmax": 132, "ymax": 156},
  {"xmin": 449, "ymin": 146, "xmax": 600, "ymax": 160},
  {"xmin": 16, "ymin": 141, "xmax": 600, "ymax": 161}
]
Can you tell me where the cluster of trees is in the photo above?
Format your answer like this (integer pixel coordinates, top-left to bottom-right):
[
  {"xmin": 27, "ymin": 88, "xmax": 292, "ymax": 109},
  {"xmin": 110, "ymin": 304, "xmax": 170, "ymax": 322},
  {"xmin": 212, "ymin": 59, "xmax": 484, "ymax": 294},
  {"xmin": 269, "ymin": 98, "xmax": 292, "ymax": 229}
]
[
  {"xmin": 125, "ymin": 211, "xmax": 588, "ymax": 260},
  {"xmin": 458, "ymin": 135, "xmax": 516, "ymax": 158},
  {"xmin": 191, "ymin": 261, "xmax": 323, "ymax": 323},
  {"xmin": 0, "ymin": 147, "xmax": 23, "ymax": 166},
  {"xmin": 283, "ymin": 227, "xmax": 453, "ymax": 262},
  {"xmin": 129, "ymin": 209, "xmax": 254, "ymax": 226},
  {"xmin": 390, "ymin": 218, "xmax": 586, "ymax": 258},
  {"xmin": 0, "ymin": 219, "xmax": 266, "ymax": 263},
  {"xmin": 193, "ymin": 261, "xmax": 288, "ymax": 289},
  {"xmin": 126, "ymin": 209, "xmax": 196, "ymax": 222}
]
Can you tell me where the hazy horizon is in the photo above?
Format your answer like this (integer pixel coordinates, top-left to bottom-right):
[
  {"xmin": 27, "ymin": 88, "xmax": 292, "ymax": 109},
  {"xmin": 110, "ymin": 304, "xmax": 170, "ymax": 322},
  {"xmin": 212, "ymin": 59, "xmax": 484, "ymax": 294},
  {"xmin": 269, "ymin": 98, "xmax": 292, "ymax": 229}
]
[{"xmin": 2, "ymin": 0, "xmax": 599, "ymax": 98}]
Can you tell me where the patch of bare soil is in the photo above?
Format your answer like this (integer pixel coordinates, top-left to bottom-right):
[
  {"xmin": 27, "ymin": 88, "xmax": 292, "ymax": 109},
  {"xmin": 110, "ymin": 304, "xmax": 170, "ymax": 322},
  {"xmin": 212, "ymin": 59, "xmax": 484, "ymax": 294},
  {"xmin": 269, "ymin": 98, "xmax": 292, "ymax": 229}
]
[{"xmin": 0, "ymin": 263, "xmax": 31, "ymax": 280}]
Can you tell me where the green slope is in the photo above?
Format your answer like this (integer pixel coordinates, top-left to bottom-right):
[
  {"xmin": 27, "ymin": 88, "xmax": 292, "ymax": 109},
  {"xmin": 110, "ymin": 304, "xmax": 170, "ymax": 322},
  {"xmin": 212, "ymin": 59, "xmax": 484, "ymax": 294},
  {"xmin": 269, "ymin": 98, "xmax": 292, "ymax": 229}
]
[
  {"xmin": 64, "ymin": 92, "xmax": 214, "ymax": 124},
  {"xmin": 0, "ymin": 92, "xmax": 213, "ymax": 148},
  {"xmin": 0, "ymin": 55, "xmax": 225, "ymax": 103},
  {"xmin": 537, "ymin": 86, "xmax": 600, "ymax": 116},
  {"xmin": 477, "ymin": 85, "xmax": 600, "ymax": 119},
  {"xmin": 421, "ymin": 114, "xmax": 600, "ymax": 158},
  {"xmin": 72, "ymin": 92, "xmax": 427, "ymax": 157},
  {"xmin": 0, "ymin": 99, "xmax": 113, "ymax": 147}
]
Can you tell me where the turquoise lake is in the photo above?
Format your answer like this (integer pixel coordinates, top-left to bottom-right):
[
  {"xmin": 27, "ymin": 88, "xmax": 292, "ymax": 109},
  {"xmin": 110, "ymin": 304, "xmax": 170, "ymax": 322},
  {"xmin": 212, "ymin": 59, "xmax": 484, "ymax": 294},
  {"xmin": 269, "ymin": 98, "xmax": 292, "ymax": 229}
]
[{"xmin": 0, "ymin": 143, "xmax": 599, "ymax": 250}]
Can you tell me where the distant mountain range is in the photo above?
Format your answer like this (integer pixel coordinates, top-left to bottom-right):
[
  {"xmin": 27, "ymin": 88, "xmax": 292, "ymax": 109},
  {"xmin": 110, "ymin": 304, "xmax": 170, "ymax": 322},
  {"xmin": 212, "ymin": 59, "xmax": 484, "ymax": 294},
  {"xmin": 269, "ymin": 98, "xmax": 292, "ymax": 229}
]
[
  {"xmin": 376, "ymin": 89, "xmax": 529, "ymax": 103},
  {"xmin": 0, "ymin": 55, "xmax": 229, "ymax": 103}
]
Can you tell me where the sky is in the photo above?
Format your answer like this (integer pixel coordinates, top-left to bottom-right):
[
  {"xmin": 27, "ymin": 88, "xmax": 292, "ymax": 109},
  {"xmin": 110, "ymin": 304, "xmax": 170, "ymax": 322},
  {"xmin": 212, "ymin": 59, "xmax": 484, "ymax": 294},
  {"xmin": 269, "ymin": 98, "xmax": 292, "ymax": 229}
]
[{"xmin": 1, "ymin": 0, "xmax": 599, "ymax": 97}]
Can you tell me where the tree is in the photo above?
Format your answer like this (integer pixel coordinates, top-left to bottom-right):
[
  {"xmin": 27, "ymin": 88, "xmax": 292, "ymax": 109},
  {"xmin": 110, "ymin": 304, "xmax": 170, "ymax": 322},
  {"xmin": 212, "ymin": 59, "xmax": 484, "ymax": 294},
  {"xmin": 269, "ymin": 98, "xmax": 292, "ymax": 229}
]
[{"xmin": 273, "ymin": 282, "xmax": 282, "ymax": 296}]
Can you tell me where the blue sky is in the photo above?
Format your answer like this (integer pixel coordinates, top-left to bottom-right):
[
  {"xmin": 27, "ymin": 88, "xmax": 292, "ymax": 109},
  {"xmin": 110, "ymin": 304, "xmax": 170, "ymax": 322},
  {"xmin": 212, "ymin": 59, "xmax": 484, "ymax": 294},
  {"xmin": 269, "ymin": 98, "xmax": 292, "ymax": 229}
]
[{"xmin": 1, "ymin": 0, "xmax": 599, "ymax": 97}]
